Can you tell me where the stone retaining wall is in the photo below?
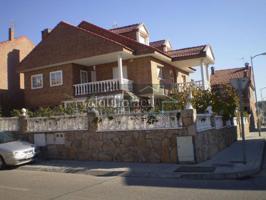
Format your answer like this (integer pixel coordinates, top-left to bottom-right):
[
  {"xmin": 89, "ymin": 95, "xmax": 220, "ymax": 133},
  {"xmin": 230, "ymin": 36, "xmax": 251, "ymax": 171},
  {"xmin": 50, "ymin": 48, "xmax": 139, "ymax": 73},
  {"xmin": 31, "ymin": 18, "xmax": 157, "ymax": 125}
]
[
  {"xmin": 28, "ymin": 129, "xmax": 187, "ymax": 163},
  {"xmin": 22, "ymin": 109, "xmax": 237, "ymax": 164},
  {"xmin": 194, "ymin": 127, "xmax": 237, "ymax": 162}
]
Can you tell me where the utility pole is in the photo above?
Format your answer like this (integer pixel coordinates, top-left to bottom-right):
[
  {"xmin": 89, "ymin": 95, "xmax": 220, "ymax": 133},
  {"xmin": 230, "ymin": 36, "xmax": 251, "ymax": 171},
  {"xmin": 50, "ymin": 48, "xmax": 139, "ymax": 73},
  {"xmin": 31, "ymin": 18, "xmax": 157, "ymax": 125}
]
[
  {"xmin": 231, "ymin": 78, "xmax": 249, "ymax": 164},
  {"xmin": 238, "ymin": 79, "xmax": 247, "ymax": 164}
]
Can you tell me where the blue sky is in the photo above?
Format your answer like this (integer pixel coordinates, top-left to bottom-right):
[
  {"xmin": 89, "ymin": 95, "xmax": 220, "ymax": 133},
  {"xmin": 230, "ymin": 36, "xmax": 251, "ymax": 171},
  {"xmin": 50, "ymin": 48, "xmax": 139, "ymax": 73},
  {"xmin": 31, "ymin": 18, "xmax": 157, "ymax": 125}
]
[{"xmin": 1, "ymin": 0, "xmax": 266, "ymax": 99}]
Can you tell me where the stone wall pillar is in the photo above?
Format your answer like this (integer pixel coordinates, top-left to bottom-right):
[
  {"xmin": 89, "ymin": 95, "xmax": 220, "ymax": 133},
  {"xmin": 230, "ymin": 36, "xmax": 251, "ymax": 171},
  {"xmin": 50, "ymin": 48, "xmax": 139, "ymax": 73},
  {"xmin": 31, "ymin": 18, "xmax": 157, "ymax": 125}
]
[
  {"xmin": 181, "ymin": 109, "xmax": 197, "ymax": 135},
  {"xmin": 18, "ymin": 115, "xmax": 27, "ymax": 134},
  {"xmin": 87, "ymin": 108, "xmax": 99, "ymax": 133},
  {"xmin": 18, "ymin": 108, "xmax": 28, "ymax": 133}
]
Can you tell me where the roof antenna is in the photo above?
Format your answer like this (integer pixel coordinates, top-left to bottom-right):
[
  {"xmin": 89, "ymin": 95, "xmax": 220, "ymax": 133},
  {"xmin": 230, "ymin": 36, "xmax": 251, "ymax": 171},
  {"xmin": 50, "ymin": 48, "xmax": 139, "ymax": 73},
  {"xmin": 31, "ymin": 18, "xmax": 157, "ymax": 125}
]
[
  {"xmin": 112, "ymin": 21, "xmax": 118, "ymax": 29},
  {"xmin": 9, "ymin": 20, "xmax": 15, "ymax": 41},
  {"xmin": 9, "ymin": 20, "xmax": 15, "ymax": 30}
]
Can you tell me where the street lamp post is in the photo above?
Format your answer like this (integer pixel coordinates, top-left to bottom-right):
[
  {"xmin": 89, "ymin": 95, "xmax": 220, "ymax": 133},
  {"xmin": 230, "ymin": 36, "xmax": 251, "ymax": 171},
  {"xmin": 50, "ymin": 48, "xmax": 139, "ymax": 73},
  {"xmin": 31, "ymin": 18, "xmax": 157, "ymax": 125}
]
[
  {"xmin": 260, "ymin": 87, "xmax": 266, "ymax": 127},
  {"xmin": 250, "ymin": 52, "xmax": 266, "ymax": 137}
]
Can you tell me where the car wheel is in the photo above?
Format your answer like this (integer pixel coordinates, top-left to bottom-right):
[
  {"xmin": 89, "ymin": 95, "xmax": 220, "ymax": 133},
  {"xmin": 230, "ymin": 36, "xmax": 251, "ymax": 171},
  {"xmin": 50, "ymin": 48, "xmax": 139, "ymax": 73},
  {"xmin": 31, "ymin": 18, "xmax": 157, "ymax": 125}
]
[{"xmin": 0, "ymin": 156, "xmax": 6, "ymax": 170}]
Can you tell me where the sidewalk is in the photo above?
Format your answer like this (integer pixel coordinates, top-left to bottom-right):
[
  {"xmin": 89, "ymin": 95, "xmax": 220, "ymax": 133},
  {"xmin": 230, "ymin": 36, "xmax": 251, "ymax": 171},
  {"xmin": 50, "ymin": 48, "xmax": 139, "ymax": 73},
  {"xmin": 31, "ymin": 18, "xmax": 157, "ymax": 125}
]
[
  {"xmin": 180, "ymin": 138, "xmax": 265, "ymax": 179},
  {"xmin": 18, "ymin": 137, "xmax": 265, "ymax": 180}
]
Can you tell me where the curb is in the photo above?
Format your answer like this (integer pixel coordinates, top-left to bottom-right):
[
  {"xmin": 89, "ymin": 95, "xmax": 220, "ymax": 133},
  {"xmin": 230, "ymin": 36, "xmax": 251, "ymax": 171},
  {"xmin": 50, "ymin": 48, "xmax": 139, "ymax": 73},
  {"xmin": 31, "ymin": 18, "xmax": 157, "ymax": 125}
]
[
  {"xmin": 180, "ymin": 168, "xmax": 259, "ymax": 180},
  {"xmin": 181, "ymin": 140, "xmax": 265, "ymax": 180},
  {"xmin": 18, "ymin": 165, "xmax": 182, "ymax": 179}
]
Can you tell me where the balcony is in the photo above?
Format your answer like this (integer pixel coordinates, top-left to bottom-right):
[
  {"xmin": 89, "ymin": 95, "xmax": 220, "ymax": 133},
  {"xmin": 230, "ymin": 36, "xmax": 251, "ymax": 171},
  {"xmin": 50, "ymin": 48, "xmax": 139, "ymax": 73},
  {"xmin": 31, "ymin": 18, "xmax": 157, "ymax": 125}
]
[
  {"xmin": 73, "ymin": 78, "xmax": 133, "ymax": 96},
  {"xmin": 174, "ymin": 80, "xmax": 210, "ymax": 92}
]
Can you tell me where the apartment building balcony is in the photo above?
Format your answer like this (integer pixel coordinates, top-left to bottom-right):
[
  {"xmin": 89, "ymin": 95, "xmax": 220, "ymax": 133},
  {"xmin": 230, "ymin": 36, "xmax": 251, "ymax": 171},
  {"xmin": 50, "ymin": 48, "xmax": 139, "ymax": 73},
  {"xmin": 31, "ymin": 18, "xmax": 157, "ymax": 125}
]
[{"xmin": 73, "ymin": 78, "xmax": 133, "ymax": 96}]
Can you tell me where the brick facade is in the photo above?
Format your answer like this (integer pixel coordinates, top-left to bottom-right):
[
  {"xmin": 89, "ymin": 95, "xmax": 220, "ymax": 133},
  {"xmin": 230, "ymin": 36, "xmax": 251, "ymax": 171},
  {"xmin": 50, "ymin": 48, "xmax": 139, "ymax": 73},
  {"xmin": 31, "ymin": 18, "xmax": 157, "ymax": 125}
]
[
  {"xmin": 19, "ymin": 21, "xmax": 199, "ymax": 109},
  {"xmin": 23, "ymin": 56, "xmax": 189, "ymax": 108},
  {"xmin": 19, "ymin": 22, "xmax": 128, "ymax": 72},
  {"xmin": 0, "ymin": 34, "xmax": 34, "ymax": 112},
  {"xmin": 24, "ymin": 64, "xmax": 80, "ymax": 108}
]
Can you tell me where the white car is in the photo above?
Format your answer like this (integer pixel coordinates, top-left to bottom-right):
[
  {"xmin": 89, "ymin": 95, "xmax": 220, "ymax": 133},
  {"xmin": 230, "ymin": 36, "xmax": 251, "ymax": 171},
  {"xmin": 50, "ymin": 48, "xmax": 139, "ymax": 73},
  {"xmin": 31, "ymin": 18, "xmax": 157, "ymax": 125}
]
[{"xmin": 0, "ymin": 132, "xmax": 36, "ymax": 169}]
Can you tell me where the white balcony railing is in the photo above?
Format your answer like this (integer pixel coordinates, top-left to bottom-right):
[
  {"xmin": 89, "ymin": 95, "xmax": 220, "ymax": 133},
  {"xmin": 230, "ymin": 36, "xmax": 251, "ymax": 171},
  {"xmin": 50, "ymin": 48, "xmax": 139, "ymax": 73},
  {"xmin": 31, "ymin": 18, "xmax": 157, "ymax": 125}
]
[
  {"xmin": 175, "ymin": 80, "xmax": 210, "ymax": 92},
  {"xmin": 73, "ymin": 78, "xmax": 133, "ymax": 96}
]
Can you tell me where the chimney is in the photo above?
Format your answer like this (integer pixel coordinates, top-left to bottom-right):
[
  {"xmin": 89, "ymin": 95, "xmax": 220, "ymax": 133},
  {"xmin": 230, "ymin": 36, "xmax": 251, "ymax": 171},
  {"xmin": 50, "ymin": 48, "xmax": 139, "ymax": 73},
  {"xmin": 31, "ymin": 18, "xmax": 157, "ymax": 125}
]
[
  {"xmin": 211, "ymin": 66, "xmax": 215, "ymax": 75},
  {"xmin": 244, "ymin": 70, "xmax": 248, "ymax": 77},
  {"xmin": 41, "ymin": 28, "xmax": 51, "ymax": 40},
  {"xmin": 8, "ymin": 27, "xmax": 14, "ymax": 41},
  {"xmin": 244, "ymin": 62, "xmax": 249, "ymax": 69}
]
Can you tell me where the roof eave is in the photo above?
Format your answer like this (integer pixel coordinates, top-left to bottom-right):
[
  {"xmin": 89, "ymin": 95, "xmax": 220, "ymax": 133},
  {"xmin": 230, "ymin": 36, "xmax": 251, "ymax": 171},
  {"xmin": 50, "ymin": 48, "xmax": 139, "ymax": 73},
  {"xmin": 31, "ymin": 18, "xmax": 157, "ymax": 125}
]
[{"xmin": 171, "ymin": 52, "xmax": 207, "ymax": 62}]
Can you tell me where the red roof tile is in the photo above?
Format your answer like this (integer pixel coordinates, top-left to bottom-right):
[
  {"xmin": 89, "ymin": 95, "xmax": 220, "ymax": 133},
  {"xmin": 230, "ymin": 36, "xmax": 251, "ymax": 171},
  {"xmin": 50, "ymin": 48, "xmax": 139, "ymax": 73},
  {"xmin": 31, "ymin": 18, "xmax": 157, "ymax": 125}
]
[
  {"xmin": 20, "ymin": 20, "xmax": 214, "ymax": 71},
  {"xmin": 167, "ymin": 45, "xmax": 207, "ymax": 61},
  {"xmin": 150, "ymin": 40, "xmax": 167, "ymax": 48},
  {"xmin": 210, "ymin": 67, "xmax": 252, "ymax": 86},
  {"xmin": 110, "ymin": 23, "xmax": 141, "ymax": 34},
  {"xmin": 78, "ymin": 21, "xmax": 170, "ymax": 57},
  {"xmin": 19, "ymin": 21, "xmax": 131, "ymax": 71}
]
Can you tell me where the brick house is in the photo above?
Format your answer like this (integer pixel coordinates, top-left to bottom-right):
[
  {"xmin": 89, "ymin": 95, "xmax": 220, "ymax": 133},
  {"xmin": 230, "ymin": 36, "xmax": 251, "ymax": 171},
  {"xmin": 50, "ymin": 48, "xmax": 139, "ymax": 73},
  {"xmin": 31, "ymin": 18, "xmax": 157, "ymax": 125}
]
[
  {"xmin": 210, "ymin": 64, "xmax": 257, "ymax": 130},
  {"xmin": 19, "ymin": 21, "xmax": 215, "ymax": 109},
  {"xmin": 0, "ymin": 27, "xmax": 34, "ymax": 113}
]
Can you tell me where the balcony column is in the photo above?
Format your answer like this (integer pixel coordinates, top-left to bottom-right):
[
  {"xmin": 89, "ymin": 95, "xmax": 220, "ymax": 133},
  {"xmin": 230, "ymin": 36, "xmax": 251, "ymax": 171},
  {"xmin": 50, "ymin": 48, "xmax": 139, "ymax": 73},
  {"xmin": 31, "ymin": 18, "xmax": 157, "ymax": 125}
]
[
  {"xmin": 200, "ymin": 61, "xmax": 206, "ymax": 90},
  {"xmin": 206, "ymin": 64, "xmax": 210, "ymax": 82},
  {"xmin": 117, "ymin": 54, "xmax": 124, "ymax": 87},
  {"xmin": 205, "ymin": 63, "xmax": 210, "ymax": 90},
  {"xmin": 150, "ymin": 94, "xmax": 155, "ymax": 108}
]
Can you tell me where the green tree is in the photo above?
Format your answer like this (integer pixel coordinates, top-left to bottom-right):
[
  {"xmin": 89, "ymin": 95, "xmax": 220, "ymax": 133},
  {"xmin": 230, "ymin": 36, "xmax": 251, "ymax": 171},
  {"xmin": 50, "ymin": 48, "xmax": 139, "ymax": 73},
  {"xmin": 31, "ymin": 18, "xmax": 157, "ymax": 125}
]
[
  {"xmin": 191, "ymin": 88, "xmax": 212, "ymax": 113},
  {"xmin": 211, "ymin": 85, "xmax": 239, "ymax": 120}
]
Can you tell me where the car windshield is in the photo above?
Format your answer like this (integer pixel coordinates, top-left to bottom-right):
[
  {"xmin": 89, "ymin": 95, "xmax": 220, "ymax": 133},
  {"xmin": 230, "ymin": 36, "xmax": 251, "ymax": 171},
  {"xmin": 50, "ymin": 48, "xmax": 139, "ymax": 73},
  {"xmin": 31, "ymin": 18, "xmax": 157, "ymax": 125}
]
[{"xmin": 0, "ymin": 132, "xmax": 17, "ymax": 144}]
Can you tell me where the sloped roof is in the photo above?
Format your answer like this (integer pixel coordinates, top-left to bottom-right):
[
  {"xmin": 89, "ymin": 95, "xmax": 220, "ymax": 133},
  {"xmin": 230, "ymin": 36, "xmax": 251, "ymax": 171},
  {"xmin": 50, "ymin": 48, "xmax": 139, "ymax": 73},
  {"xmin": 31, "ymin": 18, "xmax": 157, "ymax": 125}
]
[
  {"xmin": 110, "ymin": 23, "xmax": 141, "ymax": 34},
  {"xmin": 78, "ymin": 21, "xmax": 169, "ymax": 57},
  {"xmin": 20, "ymin": 20, "xmax": 214, "ymax": 71},
  {"xmin": 150, "ymin": 40, "xmax": 167, "ymax": 48},
  {"xmin": 210, "ymin": 67, "xmax": 252, "ymax": 86},
  {"xmin": 19, "ymin": 21, "xmax": 132, "ymax": 71},
  {"xmin": 167, "ymin": 45, "xmax": 207, "ymax": 61}
]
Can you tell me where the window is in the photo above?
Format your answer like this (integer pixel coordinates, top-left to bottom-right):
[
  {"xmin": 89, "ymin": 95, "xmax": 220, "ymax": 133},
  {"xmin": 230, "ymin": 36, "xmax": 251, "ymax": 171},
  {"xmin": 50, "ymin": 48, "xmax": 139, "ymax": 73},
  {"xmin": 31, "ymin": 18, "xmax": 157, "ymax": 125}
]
[
  {"xmin": 182, "ymin": 75, "xmax": 186, "ymax": 83},
  {"xmin": 80, "ymin": 70, "xmax": 88, "ymax": 83},
  {"xmin": 157, "ymin": 66, "xmax": 163, "ymax": 79},
  {"xmin": 137, "ymin": 31, "xmax": 149, "ymax": 45},
  {"xmin": 31, "ymin": 74, "xmax": 43, "ymax": 89},
  {"xmin": 112, "ymin": 66, "xmax": 128, "ymax": 79},
  {"xmin": 50, "ymin": 70, "xmax": 63, "ymax": 87}
]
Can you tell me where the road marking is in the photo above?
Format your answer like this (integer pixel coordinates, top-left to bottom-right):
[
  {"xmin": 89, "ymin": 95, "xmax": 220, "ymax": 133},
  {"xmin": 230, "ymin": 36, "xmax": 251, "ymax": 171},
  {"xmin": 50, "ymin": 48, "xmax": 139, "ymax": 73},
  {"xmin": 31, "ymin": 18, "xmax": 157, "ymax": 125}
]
[{"xmin": 0, "ymin": 185, "xmax": 29, "ymax": 192}]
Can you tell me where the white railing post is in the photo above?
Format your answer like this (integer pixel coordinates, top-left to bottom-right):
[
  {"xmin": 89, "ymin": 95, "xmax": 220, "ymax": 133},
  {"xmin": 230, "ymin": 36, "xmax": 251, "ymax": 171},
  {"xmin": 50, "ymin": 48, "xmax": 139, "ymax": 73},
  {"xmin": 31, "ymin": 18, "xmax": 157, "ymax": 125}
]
[
  {"xmin": 117, "ymin": 54, "xmax": 123, "ymax": 88},
  {"xmin": 73, "ymin": 78, "xmax": 132, "ymax": 96}
]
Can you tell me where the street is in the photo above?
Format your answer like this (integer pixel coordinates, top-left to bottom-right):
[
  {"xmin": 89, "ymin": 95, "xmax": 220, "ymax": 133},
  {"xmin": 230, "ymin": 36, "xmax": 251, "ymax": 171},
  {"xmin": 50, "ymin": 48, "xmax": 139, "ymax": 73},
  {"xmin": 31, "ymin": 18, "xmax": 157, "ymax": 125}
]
[{"xmin": 0, "ymin": 159, "xmax": 266, "ymax": 200}]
